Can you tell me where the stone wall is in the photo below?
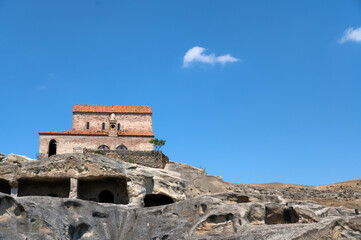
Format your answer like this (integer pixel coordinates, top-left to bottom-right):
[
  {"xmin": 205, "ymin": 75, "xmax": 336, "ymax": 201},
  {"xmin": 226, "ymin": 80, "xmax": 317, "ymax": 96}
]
[
  {"xmin": 72, "ymin": 112, "xmax": 152, "ymax": 132},
  {"xmin": 39, "ymin": 135, "xmax": 153, "ymax": 158},
  {"xmin": 83, "ymin": 149, "xmax": 169, "ymax": 169}
]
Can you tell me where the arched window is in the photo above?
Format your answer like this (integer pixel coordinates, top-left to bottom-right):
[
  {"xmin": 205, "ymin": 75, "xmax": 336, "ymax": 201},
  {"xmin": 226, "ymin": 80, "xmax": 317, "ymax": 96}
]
[
  {"xmin": 116, "ymin": 144, "xmax": 128, "ymax": 150},
  {"xmin": 117, "ymin": 123, "xmax": 120, "ymax": 131},
  {"xmin": 86, "ymin": 122, "xmax": 90, "ymax": 130},
  {"xmin": 98, "ymin": 145, "xmax": 110, "ymax": 150},
  {"xmin": 48, "ymin": 140, "xmax": 57, "ymax": 157},
  {"xmin": 102, "ymin": 122, "xmax": 105, "ymax": 130},
  {"xmin": 99, "ymin": 190, "xmax": 114, "ymax": 203}
]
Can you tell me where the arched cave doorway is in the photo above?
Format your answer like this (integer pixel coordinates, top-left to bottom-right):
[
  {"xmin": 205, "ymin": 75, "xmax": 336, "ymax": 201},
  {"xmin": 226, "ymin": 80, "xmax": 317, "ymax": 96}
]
[
  {"xmin": 116, "ymin": 144, "xmax": 128, "ymax": 150},
  {"xmin": 78, "ymin": 178, "xmax": 129, "ymax": 204},
  {"xmin": 99, "ymin": 190, "xmax": 114, "ymax": 203},
  {"xmin": 48, "ymin": 140, "xmax": 57, "ymax": 157},
  {"xmin": 144, "ymin": 194, "xmax": 174, "ymax": 207},
  {"xmin": 98, "ymin": 145, "xmax": 110, "ymax": 150}
]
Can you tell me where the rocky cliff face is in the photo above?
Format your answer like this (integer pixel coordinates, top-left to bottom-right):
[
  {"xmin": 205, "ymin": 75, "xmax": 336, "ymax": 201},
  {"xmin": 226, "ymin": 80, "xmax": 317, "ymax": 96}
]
[{"xmin": 0, "ymin": 153, "xmax": 360, "ymax": 239}]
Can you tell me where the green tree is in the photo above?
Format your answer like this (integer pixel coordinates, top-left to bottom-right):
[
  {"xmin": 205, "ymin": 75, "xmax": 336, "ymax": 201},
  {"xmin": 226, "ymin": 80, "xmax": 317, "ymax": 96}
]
[{"xmin": 150, "ymin": 138, "xmax": 166, "ymax": 151}]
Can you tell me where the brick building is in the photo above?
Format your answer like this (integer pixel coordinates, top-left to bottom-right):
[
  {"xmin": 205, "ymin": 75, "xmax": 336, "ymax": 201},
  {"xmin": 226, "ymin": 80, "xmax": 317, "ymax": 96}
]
[{"xmin": 38, "ymin": 105, "xmax": 154, "ymax": 158}]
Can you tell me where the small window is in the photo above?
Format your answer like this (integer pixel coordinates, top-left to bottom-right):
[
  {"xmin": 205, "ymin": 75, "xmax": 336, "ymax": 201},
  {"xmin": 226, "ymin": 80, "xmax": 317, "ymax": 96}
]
[
  {"xmin": 102, "ymin": 122, "xmax": 105, "ymax": 130},
  {"xmin": 86, "ymin": 122, "xmax": 89, "ymax": 130},
  {"xmin": 117, "ymin": 123, "xmax": 120, "ymax": 131}
]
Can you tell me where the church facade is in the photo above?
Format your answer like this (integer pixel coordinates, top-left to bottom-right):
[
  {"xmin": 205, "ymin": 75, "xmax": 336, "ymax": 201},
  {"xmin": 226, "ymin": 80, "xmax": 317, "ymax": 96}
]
[{"xmin": 38, "ymin": 105, "xmax": 154, "ymax": 158}]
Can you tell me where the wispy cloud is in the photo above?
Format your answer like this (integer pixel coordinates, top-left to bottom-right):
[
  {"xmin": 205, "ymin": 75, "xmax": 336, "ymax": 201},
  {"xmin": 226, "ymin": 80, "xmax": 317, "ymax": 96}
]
[
  {"xmin": 339, "ymin": 27, "xmax": 361, "ymax": 44},
  {"xmin": 183, "ymin": 46, "xmax": 239, "ymax": 67}
]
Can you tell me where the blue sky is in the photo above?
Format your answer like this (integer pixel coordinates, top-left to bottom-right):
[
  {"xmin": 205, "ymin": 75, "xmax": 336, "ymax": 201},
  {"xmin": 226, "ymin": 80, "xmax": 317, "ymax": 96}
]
[{"xmin": 0, "ymin": 1, "xmax": 360, "ymax": 184}]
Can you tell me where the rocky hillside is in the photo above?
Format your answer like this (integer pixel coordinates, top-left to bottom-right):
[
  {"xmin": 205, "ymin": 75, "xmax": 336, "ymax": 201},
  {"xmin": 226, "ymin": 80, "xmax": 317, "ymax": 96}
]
[{"xmin": 0, "ymin": 152, "xmax": 360, "ymax": 239}]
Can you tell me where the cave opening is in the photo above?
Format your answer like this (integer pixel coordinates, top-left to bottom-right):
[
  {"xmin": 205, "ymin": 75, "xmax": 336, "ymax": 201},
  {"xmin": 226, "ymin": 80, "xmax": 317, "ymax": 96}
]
[
  {"xmin": 144, "ymin": 194, "xmax": 174, "ymax": 207},
  {"xmin": 0, "ymin": 179, "xmax": 11, "ymax": 194},
  {"xmin": 18, "ymin": 178, "xmax": 70, "ymax": 198}
]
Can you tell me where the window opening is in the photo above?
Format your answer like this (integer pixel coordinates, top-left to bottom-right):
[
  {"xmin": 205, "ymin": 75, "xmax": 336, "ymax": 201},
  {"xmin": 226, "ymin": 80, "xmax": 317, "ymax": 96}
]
[
  {"xmin": 98, "ymin": 145, "xmax": 110, "ymax": 150},
  {"xmin": 48, "ymin": 140, "xmax": 57, "ymax": 157},
  {"xmin": 116, "ymin": 144, "xmax": 128, "ymax": 150}
]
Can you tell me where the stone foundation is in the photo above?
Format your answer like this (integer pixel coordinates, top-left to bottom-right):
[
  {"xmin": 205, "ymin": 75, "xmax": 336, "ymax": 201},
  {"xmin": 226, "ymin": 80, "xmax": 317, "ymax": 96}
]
[{"xmin": 83, "ymin": 149, "xmax": 169, "ymax": 169}]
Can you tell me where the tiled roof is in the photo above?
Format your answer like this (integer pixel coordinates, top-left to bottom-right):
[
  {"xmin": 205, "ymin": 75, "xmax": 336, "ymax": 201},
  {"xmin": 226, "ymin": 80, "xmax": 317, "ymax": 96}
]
[
  {"xmin": 39, "ymin": 130, "xmax": 154, "ymax": 137},
  {"xmin": 73, "ymin": 105, "xmax": 152, "ymax": 114}
]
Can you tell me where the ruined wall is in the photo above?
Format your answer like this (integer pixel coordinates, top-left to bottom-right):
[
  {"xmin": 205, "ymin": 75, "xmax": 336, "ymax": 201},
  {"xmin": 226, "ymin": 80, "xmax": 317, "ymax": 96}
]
[
  {"xmin": 39, "ymin": 135, "xmax": 153, "ymax": 157},
  {"xmin": 83, "ymin": 150, "xmax": 169, "ymax": 169},
  {"xmin": 72, "ymin": 113, "xmax": 152, "ymax": 132}
]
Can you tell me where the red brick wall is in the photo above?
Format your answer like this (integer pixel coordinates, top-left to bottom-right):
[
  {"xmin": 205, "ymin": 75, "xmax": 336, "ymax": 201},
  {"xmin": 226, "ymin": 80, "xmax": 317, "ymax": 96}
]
[
  {"xmin": 72, "ymin": 113, "xmax": 152, "ymax": 132},
  {"xmin": 39, "ymin": 135, "xmax": 153, "ymax": 157}
]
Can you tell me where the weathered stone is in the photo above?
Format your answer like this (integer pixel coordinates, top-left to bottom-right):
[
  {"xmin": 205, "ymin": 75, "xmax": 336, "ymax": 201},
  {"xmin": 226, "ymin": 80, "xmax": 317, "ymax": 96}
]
[
  {"xmin": 0, "ymin": 153, "xmax": 6, "ymax": 162},
  {"xmin": 0, "ymin": 153, "xmax": 360, "ymax": 239},
  {"xmin": 3, "ymin": 153, "xmax": 34, "ymax": 163},
  {"xmin": 247, "ymin": 204, "xmax": 265, "ymax": 225},
  {"xmin": 265, "ymin": 203, "xmax": 285, "ymax": 224}
]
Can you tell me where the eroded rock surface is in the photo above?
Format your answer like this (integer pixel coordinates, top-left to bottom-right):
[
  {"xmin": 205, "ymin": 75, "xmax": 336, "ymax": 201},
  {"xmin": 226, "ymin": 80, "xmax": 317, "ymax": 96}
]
[{"xmin": 0, "ymin": 153, "xmax": 360, "ymax": 239}]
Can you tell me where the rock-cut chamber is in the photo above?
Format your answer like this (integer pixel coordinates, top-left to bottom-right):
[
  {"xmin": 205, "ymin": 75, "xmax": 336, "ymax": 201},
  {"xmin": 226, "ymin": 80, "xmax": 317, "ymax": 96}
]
[
  {"xmin": 18, "ymin": 178, "xmax": 70, "ymax": 197},
  {"xmin": 78, "ymin": 177, "xmax": 129, "ymax": 204}
]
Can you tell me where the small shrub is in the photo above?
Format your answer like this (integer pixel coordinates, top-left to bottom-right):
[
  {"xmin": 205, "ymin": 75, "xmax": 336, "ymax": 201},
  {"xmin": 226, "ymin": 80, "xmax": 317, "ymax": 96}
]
[{"xmin": 199, "ymin": 165, "xmax": 207, "ymax": 174}]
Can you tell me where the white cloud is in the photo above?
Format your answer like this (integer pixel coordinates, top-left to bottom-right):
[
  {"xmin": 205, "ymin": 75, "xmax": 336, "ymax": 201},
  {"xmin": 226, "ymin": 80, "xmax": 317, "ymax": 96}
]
[
  {"xmin": 183, "ymin": 46, "xmax": 239, "ymax": 67},
  {"xmin": 339, "ymin": 27, "xmax": 361, "ymax": 43}
]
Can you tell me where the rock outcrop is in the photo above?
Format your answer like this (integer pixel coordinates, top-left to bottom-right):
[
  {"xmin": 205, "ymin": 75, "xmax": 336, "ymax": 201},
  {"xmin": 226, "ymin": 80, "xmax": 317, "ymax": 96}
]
[{"xmin": 0, "ymin": 153, "xmax": 360, "ymax": 239}]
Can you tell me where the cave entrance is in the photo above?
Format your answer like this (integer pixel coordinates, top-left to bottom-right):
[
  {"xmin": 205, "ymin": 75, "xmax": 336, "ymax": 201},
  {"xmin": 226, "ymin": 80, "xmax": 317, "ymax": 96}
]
[
  {"xmin": 48, "ymin": 139, "xmax": 57, "ymax": 157},
  {"xmin": 78, "ymin": 178, "xmax": 128, "ymax": 204},
  {"xmin": 0, "ymin": 179, "xmax": 11, "ymax": 194},
  {"xmin": 144, "ymin": 194, "xmax": 174, "ymax": 207},
  {"xmin": 99, "ymin": 190, "xmax": 114, "ymax": 203},
  {"xmin": 18, "ymin": 178, "xmax": 70, "ymax": 198},
  {"xmin": 283, "ymin": 207, "xmax": 299, "ymax": 223}
]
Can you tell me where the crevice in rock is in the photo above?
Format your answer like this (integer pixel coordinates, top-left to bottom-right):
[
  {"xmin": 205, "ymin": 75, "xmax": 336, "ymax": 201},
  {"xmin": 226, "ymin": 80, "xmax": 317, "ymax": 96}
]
[
  {"xmin": 195, "ymin": 213, "xmax": 238, "ymax": 235},
  {"xmin": 68, "ymin": 223, "xmax": 90, "ymax": 240},
  {"xmin": 92, "ymin": 211, "xmax": 108, "ymax": 218},
  {"xmin": 0, "ymin": 195, "xmax": 25, "ymax": 217},
  {"xmin": 63, "ymin": 200, "xmax": 82, "ymax": 208}
]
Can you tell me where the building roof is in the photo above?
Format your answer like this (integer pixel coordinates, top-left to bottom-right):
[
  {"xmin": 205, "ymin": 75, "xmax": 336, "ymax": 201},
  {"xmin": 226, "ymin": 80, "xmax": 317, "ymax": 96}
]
[
  {"xmin": 73, "ymin": 105, "xmax": 152, "ymax": 114},
  {"xmin": 39, "ymin": 130, "xmax": 154, "ymax": 137}
]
